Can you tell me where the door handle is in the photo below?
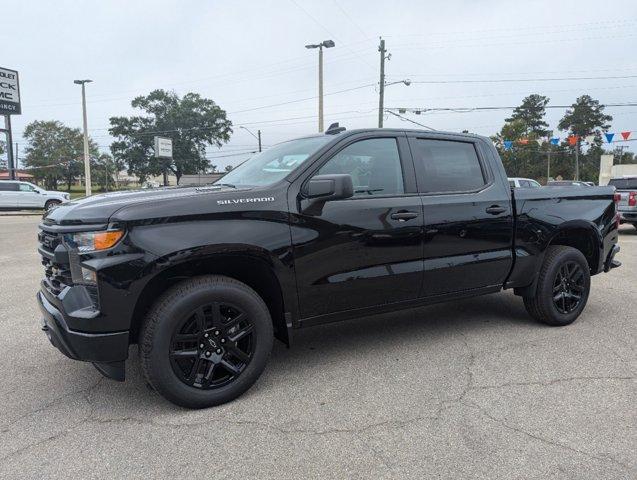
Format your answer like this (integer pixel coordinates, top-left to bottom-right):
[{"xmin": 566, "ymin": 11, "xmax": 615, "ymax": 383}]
[
  {"xmin": 485, "ymin": 205, "xmax": 506, "ymax": 215},
  {"xmin": 390, "ymin": 211, "xmax": 419, "ymax": 221}
]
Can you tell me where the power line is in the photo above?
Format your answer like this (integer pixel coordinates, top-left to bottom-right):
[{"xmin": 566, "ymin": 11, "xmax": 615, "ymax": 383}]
[
  {"xmin": 388, "ymin": 102, "xmax": 637, "ymax": 114},
  {"xmin": 330, "ymin": 0, "xmax": 369, "ymax": 39},
  {"xmin": 289, "ymin": 0, "xmax": 375, "ymax": 71},
  {"xmin": 409, "ymin": 75, "xmax": 637, "ymax": 85},
  {"xmin": 385, "ymin": 111, "xmax": 435, "ymax": 130}
]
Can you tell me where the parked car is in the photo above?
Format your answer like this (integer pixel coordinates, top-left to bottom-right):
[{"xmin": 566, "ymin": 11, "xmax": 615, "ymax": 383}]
[
  {"xmin": 508, "ymin": 177, "xmax": 541, "ymax": 188},
  {"xmin": 36, "ymin": 127, "xmax": 621, "ymax": 408},
  {"xmin": 547, "ymin": 180, "xmax": 590, "ymax": 187},
  {"xmin": 0, "ymin": 180, "xmax": 70, "ymax": 210},
  {"xmin": 608, "ymin": 176, "xmax": 637, "ymax": 229}
]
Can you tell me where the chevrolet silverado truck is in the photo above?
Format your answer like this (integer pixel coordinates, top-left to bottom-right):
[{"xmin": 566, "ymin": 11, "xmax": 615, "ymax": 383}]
[{"xmin": 36, "ymin": 127, "xmax": 621, "ymax": 408}]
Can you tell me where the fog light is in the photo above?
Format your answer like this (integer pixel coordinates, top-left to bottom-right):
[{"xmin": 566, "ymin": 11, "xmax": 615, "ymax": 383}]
[{"xmin": 81, "ymin": 267, "xmax": 97, "ymax": 285}]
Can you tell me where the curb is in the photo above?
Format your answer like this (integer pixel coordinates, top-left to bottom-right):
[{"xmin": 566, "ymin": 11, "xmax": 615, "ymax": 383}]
[{"xmin": 0, "ymin": 211, "xmax": 43, "ymax": 217}]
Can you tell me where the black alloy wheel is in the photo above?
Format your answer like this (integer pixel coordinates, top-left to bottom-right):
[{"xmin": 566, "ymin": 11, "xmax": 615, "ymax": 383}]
[
  {"xmin": 170, "ymin": 302, "xmax": 254, "ymax": 389},
  {"xmin": 523, "ymin": 245, "xmax": 591, "ymax": 327},
  {"xmin": 140, "ymin": 275, "xmax": 273, "ymax": 408},
  {"xmin": 552, "ymin": 261, "xmax": 586, "ymax": 314}
]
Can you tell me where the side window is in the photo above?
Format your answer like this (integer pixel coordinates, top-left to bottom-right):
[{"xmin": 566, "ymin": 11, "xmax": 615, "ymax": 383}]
[
  {"xmin": 412, "ymin": 139, "xmax": 486, "ymax": 193},
  {"xmin": 19, "ymin": 183, "xmax": 35, "ymax": 192},
  {"xmin": 316, "ymin": 138, "xmax": 404, "ymax": 196},
  {"xmin": 0, "ymin": 182, "xmax": 19, "ymax": 191},
  {"xmin": 508, "ymin": 180, "xmax": 516, "ymax": 188},
  {"xmin": 519, "ymin": 180, "xmax": 531, "ymax": 188}
]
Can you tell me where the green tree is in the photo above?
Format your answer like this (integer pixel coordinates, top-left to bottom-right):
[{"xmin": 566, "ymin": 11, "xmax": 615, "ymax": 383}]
[
  {"xmin": 109, "ymin": 90, "xmax": 232, "ymax": 184},
  {"xmin": 22, "ymin": 120, "xmax": 98, "ymax": 190},
  {"xmin": 558, "ymin": 95, "xmax": 612, "ymax": 141},
  {"xmin": 93, "ymin": 153, "xmax": 118, "ymax": 191},
  {"xmin": 493, "ymin": 119, "xmax": 547, "ymax": 180},
  {"xmin": 505, "ymin": 94, "xmax": 550, "ymax": 136}
]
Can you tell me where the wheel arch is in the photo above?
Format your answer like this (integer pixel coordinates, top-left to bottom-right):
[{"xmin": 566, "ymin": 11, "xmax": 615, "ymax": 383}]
[
  {"xmin": 546, "ymin": 220, "xmax": 602, "ymax": 273},
  {"xmin": 130, "ymin": 250, "xmax": 294, "ymax": 346},
  {"xmin": 514, "ymin": 220, "xmax": 601, "ymax": 297}
]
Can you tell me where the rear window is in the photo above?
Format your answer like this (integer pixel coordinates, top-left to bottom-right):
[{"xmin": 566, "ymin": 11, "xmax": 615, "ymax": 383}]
[
  {"xmin": 0, "ymin": 182, "xmax": 18, "ymax": 191},
  {"xmin": 608, "ymin": 178, "xmax": 637, "ymax": 190}
]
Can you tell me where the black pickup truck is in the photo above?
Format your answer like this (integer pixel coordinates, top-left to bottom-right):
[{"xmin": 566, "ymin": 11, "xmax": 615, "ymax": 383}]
[{"xmin": 37, "ymin": 127, "xmax": 621, "ymax": 408}]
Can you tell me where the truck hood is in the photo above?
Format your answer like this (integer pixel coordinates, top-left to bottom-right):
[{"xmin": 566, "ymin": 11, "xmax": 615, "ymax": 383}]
[{"xmin": 43, "ymin": 185, "xmax": 246, "ymax": 225}]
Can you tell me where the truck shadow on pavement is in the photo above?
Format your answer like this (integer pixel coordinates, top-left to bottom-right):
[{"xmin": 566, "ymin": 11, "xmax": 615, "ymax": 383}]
[{"xmin": 121, "ymin": 291, "xmax": 543, "ymax": 408}]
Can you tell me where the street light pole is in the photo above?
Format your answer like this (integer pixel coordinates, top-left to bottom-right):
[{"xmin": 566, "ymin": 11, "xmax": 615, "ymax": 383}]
[
  {"xmin": 306, "ymin": 40, "xmax": 335, "ymax": 133},
  {"xmin": 74, "ymin": 79, "xmax": 93, "ymax": 196}
]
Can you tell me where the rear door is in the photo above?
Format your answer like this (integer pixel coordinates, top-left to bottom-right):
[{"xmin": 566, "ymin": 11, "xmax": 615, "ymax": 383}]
[
  {"xmin": 290, "ymin": 133, "xmax": 424, "ymax": 320},
  {"xmin": 0, "ymin": 182, "xmax": 20, "ymax": 208},
  {"xmin": 408, "ymin": 135, "xmax": 514, "ymax": 296}
]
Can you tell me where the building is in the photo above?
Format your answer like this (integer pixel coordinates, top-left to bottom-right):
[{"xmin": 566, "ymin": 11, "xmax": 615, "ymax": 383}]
[
  {"xmin": 0, "ymin": 170, "xmax": 35, "ymax": 182},
  {"xmin": 599, "ymin": 155, "xmax": 637, "ymax": 185}
]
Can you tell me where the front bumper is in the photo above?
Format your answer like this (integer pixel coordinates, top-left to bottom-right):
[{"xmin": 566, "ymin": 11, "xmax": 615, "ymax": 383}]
[{"xmin": 37, "ymin": 290, "xmax": 128, "ymax": 380}]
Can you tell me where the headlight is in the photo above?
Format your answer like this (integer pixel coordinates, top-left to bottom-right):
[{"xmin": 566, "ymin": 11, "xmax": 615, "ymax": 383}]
[{"xmin": 65, "ymin": 230, "xmax": 125, "ymax": 252}]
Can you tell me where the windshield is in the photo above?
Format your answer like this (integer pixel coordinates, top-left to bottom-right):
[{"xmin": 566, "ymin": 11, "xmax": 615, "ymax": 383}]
[
  {"xmin": 609, "ymin": 178, "xmax": 637, "ymax": 190},
  {"xmin": 216, "ymin": 136, "xmax": 332, "ymax": 187}
]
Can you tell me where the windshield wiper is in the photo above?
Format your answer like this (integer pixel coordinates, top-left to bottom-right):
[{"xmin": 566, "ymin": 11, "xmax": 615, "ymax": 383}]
[{"xmin": 215, "ymin": 183, "xmax": 237, "ymax": 188}]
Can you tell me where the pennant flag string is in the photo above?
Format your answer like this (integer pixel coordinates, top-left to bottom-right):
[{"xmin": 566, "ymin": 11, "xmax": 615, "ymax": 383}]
[{"xmin": 502, "ymin": 130, "xmax": 635, "ymax": 148}]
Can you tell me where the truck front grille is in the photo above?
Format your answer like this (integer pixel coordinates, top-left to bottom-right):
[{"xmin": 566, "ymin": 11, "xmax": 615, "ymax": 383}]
[{"xmin": 38, "ymin": 228, "xmax": 99, "ymax": 307}]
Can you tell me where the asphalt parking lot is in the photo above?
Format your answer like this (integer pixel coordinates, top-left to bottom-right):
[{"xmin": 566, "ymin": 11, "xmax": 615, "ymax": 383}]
[{"xmin": 0, "ymin": 215, "xmax": 635, "ymax": 479}]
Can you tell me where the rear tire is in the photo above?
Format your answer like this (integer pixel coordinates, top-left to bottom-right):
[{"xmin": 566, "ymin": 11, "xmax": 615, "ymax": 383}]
[
  {"xmin": 523, "ymin": 246, "xmax": 590, "ymax": 326},
  {"xmin": 139, "ymin": 275, "xmax": 273, "ymax": 408}
]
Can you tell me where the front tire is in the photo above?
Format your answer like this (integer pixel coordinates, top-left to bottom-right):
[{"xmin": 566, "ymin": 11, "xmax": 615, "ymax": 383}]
[
  {"xmin": 139, "ymin": 275, "xmax": 273, "ymax": 408},
  {"xmin": 523, "ymin": 246, "xmax": 591, "ymax": 326},
  {"xmin": 44, "ymin": 200, "xmax": 61, "ymax": 211}
]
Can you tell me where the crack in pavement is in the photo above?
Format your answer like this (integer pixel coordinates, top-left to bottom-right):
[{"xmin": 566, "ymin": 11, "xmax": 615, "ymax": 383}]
[
  {"xmin": 471, "ymin": 376, "xmax": 634, "ymax": 391},
  {"xmin": 464, "ymin": 400, "xmax": 632, "ymax": 473}
]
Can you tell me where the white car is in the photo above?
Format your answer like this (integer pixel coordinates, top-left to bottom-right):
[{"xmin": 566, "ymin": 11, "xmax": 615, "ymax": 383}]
[
  {"xmin": 0, "ymin": 181, "xmax": 71, "ymax": 210},
  {"xmin": 508, "ymin": 177, "xmax": 542, "ymax": 188}
]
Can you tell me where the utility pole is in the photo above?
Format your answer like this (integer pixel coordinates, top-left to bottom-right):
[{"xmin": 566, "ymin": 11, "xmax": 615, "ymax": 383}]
[
  {"xmin": 546, "ymin": 131, "xmax": 552, "ymax": 183},
  {"xmin": 574, "ymin": 138, "xmax": 580, "ymax": 181},
  {"xmin": 74, "ymin": 79, "xmax": 93, "ymax": 196},
  {"xmin": 378, "ymin": 37, "xmax": 387, "ymax": 128},
  {"xmin": 240, "ymin": 126, "xmax": 262, "ymax": 152},
  {"xmin": 318, "ymin": 46, "xmax": 324, "ymax": 132},
  {"xmin": 614, "ymin": 145, "xmax": 627, "ymax": 164},
  {"xmin": 15, "ymin": 142, "xmax": 18, "ymax": 172}
]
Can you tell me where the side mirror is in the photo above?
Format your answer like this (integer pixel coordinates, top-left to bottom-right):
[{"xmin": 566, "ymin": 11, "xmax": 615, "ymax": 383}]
[{"xmin": 305, "ymin": 174, "xmax": 354, "ymax": 202}]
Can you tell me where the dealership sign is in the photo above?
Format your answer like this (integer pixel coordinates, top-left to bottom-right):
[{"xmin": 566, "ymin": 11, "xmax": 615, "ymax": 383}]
[
  {"xmin": 154, "ymin": 136, "xmax": 173, "ymax": 158},
  {"xmin": 0, "ymin": 67, "xmax": 21, "ymax": 115}
]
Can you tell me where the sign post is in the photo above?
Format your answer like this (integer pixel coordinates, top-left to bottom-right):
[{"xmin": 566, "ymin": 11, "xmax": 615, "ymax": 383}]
[
  {"xmin": 154, "ymin": 136, "xmax": 173, "ymax": 186},
  {"xmin": 0, "ymin": 67, "xmax": 21, "ymax": 181}
]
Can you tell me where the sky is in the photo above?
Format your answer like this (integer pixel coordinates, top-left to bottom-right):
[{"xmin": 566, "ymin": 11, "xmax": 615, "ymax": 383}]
[{"xmin": 2, "ymin": 0, "xmax": 637, "ymax": 171}]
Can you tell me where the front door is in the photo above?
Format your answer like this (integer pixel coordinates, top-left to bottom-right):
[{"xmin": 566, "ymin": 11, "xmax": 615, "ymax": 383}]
[
  {"xmin": 290, "ymin": 133, "xmax": 424, "ymax": 320},
  {"xmin": 408, "ymin": 135, "xmax": 514, "ymax": 296},
  {"xmin": 18, "ymin": 183, "xmax": 41, "ymax": 207}
]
